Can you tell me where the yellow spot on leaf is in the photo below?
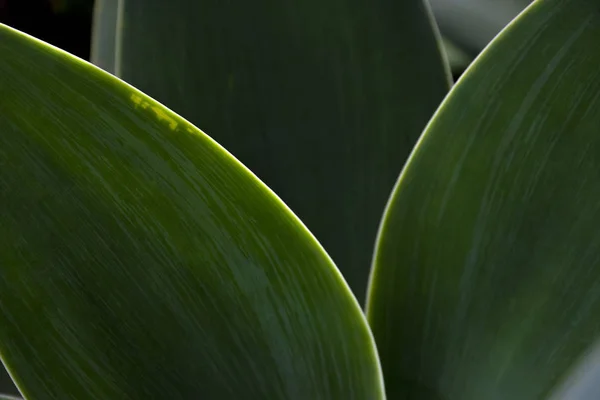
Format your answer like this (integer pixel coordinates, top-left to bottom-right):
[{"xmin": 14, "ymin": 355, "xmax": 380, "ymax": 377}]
[
  {"xmin": 130, "ymin": 93, "xmax": 178, "ymax": 131},
  {"xmin": 131, "ymin": 93, "xmax": 143, "ymax": 106}
]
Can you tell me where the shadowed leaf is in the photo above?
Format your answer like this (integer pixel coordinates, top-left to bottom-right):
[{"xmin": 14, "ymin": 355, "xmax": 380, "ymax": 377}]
[{"xmin": 111, "ymin": 0, "xmax": 451, "ymax": 303}]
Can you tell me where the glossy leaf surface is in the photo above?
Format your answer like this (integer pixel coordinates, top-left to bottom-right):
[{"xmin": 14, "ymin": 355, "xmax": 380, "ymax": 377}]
[
  {"xmin": 367, "ymin": 0, "xmax": 600, "ymax": 399},
  {"xmin": 113, "ymin": 0, "xmax": 451, "ymax": 303},
  {"xmin": 0, "ymin": 24, "xmax": 384, "ymax": 399}
]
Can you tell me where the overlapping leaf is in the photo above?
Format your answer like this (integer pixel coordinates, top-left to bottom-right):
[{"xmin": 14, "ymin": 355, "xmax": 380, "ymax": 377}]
[
  {"xmin": 0, "ymin": 395, "xmax": 21, "ymax": 400},
  {"xmin": 90, "ymin": 0, "xmax": 118, "ymax": 73},
  {"xmin": 367, "ymin": 0, "xmax": 600, "ymax": 398},
  {"xmin": 0, "ymin": 24, "xmax": 383, "ymax": 399},
  {"xmin": 110, "ymin": 0, "xmax": 452, "ymax": 303}
]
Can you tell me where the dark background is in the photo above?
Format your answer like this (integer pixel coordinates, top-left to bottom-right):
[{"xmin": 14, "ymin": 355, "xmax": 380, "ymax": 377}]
[{"xmin": 0, "ymin": 0, "xmax": 94, "ymax": 60}]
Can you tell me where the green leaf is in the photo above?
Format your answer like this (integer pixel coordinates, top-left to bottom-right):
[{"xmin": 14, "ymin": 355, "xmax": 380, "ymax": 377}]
[
  {"xmin": 367, "ymin": 0, "xmax": 600, "ymax": 399},
  {"xmin": 111, "ymin": 0, "xmax": 452, "ymax": 303},
  {"xmin": 0, "ymin": 24, "xmax": 384, "ymax": 399}
]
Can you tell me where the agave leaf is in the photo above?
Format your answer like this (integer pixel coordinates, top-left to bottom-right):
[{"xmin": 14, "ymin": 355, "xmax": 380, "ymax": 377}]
[
  {"xmin": 367, "ymin": 0, "xmax": 600, "ymax": 399},
  {"xmin": 441, "ymin": 37, "xmax": 472, "ymax": 74},
  {"xmin": 0, "ymin": 395, "xmax": 22, "ymax": 400},
  {"xmin": 0, "ymin": 24, "xmax": 384, "ymax": 399},
  {"xmin": 546, "ymin": 338, "xmax": 600, "ymax": 400},
  {"xmin": 90, "ymin": 0, "xmax": 119, "ymax": 73},
  {"xmin": 111, "ymin": 0, "xmax": 452, "ymax": 303}
]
